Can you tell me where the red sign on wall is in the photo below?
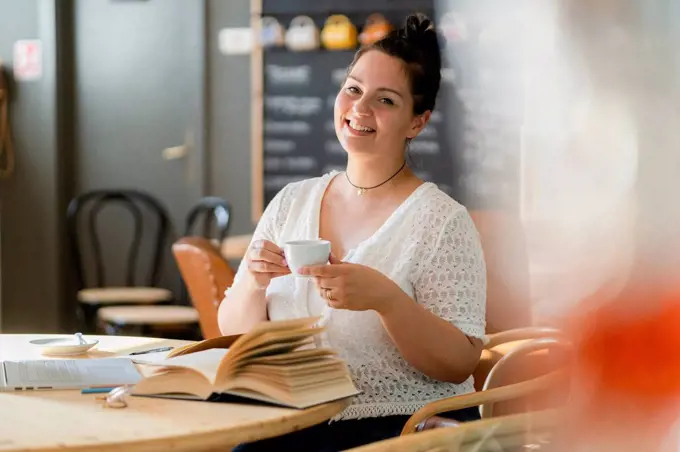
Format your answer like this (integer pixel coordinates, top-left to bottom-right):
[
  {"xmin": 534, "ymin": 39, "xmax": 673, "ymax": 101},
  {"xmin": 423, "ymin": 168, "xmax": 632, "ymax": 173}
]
[{"xmin": 13, "ymin": 40, "xmax": 43, "ymax": 81}]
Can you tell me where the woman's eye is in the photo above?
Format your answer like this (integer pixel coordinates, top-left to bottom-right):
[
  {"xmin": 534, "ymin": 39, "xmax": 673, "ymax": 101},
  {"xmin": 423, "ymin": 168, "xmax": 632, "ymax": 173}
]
[
  {"xmin": 380, "ymin": 98, "xmax": 394, "ymax": 106},
  {"xmin": 345, "ymin": 86, "xmax": 360, "ymax": 95}
]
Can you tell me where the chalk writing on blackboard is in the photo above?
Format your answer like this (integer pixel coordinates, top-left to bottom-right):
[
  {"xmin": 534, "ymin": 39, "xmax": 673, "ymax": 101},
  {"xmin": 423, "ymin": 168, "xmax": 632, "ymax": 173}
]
[
  {"xmin": 265, "ymin": 156, "xmax": 317, "ymax": 172},
  {"xmin": 322, "ymin": 164, "xmax": 346, "ymax": 174},
  {"xmin": 409, "ymin": 141, "xmax": 441, "ymax": 154},
  {"xmin": 324, "ymin": 140, "xmax": 345, "ymax": 155},
  {"xmin": 264, "ymin": 175, "xmax": 310, "ymax": 190},
  {"xmin": 419, "ymin": 126, "xmax": 438, "ymax": 138},
  {"xmin": 265, "ymin": 96, "xmax": 323, "ymax": 116},
  {"xmin": 266, "ymin": 64, "xmax": 312, "ymax": 85},
  {"xmin": 264, "ymin": 121, "xmax": 311, "ymax": 135},
  {"xmin": 430, "ymin": 111, "xmax": 443, "ymax": 123},
  {"xmin": 331, "ymin": 68, "xmax": 347, "ymax": 86},
  {"xmin": 264, "ymin": 139, "xmax": 297, "ymax": 153}
]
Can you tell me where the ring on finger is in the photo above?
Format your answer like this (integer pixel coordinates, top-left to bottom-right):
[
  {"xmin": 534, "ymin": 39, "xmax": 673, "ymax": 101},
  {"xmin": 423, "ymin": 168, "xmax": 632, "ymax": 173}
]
[{"xmin": 323, "ymin": 288, "xmax": 333, "ymax": 301}]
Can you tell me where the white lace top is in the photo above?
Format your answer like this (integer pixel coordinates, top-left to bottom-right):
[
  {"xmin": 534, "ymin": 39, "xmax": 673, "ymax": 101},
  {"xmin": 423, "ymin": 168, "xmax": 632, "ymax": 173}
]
[{"xmin": 227, "ymin": 171, "xmax": 487, "ymax": 420}]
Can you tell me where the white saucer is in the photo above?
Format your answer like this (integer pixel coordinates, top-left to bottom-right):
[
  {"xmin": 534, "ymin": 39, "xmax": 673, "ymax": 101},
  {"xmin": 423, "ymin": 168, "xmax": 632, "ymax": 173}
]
[{"xmin": 29, "ymin": 337, "xmax": 99, "ymax": 356}]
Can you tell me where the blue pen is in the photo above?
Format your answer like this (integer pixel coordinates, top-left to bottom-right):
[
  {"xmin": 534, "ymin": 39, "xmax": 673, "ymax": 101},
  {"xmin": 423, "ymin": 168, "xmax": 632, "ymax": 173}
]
[
  {"xmin": 128, "ymin": 346, "xmax": 174, "ymax": 356},
  {"xmin": 81, "ymin": 387, "xmax": 116, "ymax": 394}
]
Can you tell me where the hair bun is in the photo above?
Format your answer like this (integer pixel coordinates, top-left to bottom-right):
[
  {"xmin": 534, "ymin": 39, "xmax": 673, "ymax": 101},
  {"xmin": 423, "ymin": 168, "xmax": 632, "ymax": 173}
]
[{"xmin": 403, "ymin": 13, "xmax": 435, "ymax": 42}]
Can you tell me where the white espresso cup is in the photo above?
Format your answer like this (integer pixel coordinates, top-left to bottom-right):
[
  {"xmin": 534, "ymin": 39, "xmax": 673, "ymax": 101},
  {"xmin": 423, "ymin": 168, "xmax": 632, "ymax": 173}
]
[{"xmin": 283, "ymin": 239, "xmax": 331, "ymax": 277}]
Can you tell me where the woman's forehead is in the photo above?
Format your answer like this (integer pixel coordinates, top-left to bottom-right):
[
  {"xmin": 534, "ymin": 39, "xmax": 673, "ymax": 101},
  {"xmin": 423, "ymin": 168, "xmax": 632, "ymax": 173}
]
[{"xmin": 348, "ymin": 51, "xmax": 410, "ymax": 93}]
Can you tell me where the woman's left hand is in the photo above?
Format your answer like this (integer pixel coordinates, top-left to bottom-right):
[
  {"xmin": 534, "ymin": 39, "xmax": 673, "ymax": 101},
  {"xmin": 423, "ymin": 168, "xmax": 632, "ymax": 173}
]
[{"xmin": 297, "ymin": 255, "xmax": 405, "ymax": 314}]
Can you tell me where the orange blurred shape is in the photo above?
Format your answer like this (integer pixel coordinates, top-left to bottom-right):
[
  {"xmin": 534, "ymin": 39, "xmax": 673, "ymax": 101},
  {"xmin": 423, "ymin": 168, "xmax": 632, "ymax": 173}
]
[{"xmin": 570, "ymin": 285, "xmax": 680, "ymax": 410}]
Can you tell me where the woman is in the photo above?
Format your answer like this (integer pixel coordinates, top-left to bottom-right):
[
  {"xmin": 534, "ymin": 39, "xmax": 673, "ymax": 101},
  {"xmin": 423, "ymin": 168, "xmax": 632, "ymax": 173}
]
[{"xmin": 222, "ymin": 13, "xmax": 487, "ymax": 451}]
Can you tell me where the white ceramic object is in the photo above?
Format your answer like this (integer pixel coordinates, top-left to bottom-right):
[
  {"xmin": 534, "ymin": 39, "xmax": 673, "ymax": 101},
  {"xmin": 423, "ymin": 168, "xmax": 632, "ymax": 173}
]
[
  {"xmin": 284, "ymin": 240, "xmax": 331, "ymax": 277},
  {"xmin": 285, "ymin": 16, "xmax": 320, "ymax": 51},
  {"xmin": 260, "ymin": 16, "xmax": 285, "ymax": 48},
  {"xmin": 29, "ymin": 335, "xmax": 99, "ymax": 356}
]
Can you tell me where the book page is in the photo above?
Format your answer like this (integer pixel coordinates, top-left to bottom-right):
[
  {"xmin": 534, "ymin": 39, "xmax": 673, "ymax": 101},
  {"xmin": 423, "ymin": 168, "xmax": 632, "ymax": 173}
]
[
  {"xmin": 244, "ymin": 359, "xmax": 346, "ymax": 378},
  {"xmin": 216, "ymin": 338, "xmax": 316, "ymax": 382},
  {"xmin": 227, "ymin": 327, "xmax": 325, "ymax": 361},
  {"xmin": 232, "ymin": 369, "xmax": 350, "ymax": 389},
  {"xmin": 222, "ymin": 376, "xmax": 360, "ymax": 409},
  {"xmin": 132, "ymin": 317, "xmax": 361, "ymax": 408},
  {"xmin": 146, "ymin": 348, "xmax": 229, "ymax": 383},
  {"xmin": 244, "ymin": 348, "xmax": 336, "ymax": 365},
  {"xmin": 228, "ymin": 317, "xmax": 321, "ymax": 353},
  {"xmin": 167, "ymin": 334, "xmax": 241, "ymax": 358},
  {"xmin": 132, "ymin": 367, "xmax": 214, "ymax": 399}
]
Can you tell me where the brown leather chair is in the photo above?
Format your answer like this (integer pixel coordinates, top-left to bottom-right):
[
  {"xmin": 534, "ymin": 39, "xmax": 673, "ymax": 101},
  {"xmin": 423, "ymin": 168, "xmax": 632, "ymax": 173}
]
[{"xmin": 172, "ymin": 237, "xmax": 236, "ymax": 339}]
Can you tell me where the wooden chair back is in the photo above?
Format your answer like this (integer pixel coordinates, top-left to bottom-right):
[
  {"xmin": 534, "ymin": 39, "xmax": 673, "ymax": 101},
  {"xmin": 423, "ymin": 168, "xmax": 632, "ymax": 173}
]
[
  {"xmin": 172, "ymin": 237, "xmax": 235, "ymax": 339},
  {"xmin": 349, "ymin": 409, "xmax": 563, "ymax": 452}
]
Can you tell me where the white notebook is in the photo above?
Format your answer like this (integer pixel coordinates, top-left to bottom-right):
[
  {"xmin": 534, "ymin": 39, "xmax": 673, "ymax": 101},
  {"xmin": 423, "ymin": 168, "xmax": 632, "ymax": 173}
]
[{"xmin": 0, "ymin": 358, "xmax": 141, "ymax": 391}]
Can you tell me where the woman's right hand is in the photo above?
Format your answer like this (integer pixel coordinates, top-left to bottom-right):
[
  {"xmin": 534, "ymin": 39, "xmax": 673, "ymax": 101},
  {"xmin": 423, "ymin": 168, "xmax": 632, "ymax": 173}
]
[{"xmin": 245, "ymin": 239, "xmax": 290, "ymax": 289}]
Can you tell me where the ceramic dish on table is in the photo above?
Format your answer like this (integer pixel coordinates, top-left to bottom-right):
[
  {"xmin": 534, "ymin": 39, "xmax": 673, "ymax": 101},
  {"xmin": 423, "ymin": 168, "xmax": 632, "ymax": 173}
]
[{"xmin": 29, "ymin": 333, "xmax": 99, "ymax": 356}]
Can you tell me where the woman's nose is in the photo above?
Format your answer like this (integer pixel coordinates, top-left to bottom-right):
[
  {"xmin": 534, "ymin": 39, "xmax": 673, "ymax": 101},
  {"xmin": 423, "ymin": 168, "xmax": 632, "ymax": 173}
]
[{"xmin": 352, "ymin": 98, "xmax": 371, "ymax": 116}]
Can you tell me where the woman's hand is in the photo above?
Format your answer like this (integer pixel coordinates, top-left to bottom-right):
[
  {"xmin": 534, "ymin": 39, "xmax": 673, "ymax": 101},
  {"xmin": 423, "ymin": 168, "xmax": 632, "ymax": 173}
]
[
  {"xmin": 245, "ymin": 239, "xmax": 290, "ymax": 289},
  {"xmin": 298, "ymin": 255, "xmax": 405, "ymax": 314}
]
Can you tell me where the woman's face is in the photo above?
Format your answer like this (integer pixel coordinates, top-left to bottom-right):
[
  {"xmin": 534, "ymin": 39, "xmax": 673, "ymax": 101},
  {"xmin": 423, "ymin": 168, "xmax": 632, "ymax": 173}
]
[{"xmin": 334, "ymin": 50, "xmax": 429, "ymax": 157}]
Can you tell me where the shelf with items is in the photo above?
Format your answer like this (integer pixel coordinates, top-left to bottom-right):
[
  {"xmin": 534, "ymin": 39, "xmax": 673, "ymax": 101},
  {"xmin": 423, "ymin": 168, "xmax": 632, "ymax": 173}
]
[
  {"xmin": 261, "ymin": 0, "xmax": 434, "ymax": 15},
  {"xmin": 258, "ymin": 11, "xmax": 427, "ymax": 54}
]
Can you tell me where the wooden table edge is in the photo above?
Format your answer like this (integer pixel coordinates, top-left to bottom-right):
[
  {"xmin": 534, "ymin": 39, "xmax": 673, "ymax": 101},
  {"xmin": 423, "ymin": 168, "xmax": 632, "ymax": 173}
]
[{"xmin": 6, "ymin": 399, "xmax": 348, "ymax": 452}]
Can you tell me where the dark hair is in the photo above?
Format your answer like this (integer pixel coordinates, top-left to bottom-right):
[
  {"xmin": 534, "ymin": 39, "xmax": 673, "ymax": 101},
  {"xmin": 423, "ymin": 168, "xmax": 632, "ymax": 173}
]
[{"xmin": 348, "ymin": 13, "xmax": 442, "ymax": 115}]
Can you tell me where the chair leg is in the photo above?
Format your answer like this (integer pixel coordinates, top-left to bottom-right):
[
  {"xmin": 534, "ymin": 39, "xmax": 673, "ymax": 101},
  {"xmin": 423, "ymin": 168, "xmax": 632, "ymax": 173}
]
[
  {"xmin": 141, "ymin": 324, "xmax": 152, "ymax": 337},
  {"xmin": 103, "ymin": 322, "xmax": 116, "ymax": 335},
  {"xmin": 103, "ymin": 320, "xmax": 127, "ymax": 336},
  {"xmin": 78, "ymin": 304, "xmax": 99, "ymax": 334},
  {"xmin": 76, "ymin": 305, "xmax": 85, "ymax": 331}
]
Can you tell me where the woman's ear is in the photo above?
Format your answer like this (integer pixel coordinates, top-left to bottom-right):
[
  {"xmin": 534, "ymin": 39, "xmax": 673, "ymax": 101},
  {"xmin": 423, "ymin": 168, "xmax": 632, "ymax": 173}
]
[{"xmin": 407, "ymin": 111, "xmax": 431, "ymax": 139}]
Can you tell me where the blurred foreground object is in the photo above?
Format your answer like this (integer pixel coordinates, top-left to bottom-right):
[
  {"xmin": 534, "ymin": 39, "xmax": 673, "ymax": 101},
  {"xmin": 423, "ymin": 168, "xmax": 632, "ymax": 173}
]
[
  {"xmin": 562, "ymin": 282, "xmax": 680, "ymax": 452},
  {"xmin": 437, "ymin": 0, "xmax": 680, "ymax": 449}
]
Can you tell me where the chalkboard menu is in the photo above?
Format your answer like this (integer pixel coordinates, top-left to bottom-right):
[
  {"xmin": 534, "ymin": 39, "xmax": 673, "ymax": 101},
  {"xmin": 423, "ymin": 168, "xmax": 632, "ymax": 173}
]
[
  {"xmin": 435, "ymin": 0, "xmax": 525, "ymax": 210},
  {"xmin": 257, "ymin": 0, "xmax": 521, "ymax": 211}
]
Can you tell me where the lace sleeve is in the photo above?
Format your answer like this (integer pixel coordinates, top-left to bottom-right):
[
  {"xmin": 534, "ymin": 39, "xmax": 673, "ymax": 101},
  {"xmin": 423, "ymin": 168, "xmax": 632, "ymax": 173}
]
[
  {"xmin": 413, "ymin": 208, "xmax": 487, "ymax": 339},
  {"xmin": 227, "ymin": 184, "xmax": 293, "ymax": 291}
]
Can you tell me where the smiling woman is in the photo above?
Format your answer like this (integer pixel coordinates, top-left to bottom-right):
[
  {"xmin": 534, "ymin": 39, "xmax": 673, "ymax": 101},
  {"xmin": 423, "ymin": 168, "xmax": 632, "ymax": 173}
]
[
  {"xmin": 222, "ymin": 13, "xmax": 487, "ymax": 451},
  {"xmin": 335, "ymin": 51, "xmax": 422, "ymax": 176}
]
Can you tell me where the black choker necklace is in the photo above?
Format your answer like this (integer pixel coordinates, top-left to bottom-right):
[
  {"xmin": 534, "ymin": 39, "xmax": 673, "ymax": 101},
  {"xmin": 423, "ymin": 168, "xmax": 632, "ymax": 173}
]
[{"xmin": 345, "ymin": 161, "xmax": 407, "ymax": 196}]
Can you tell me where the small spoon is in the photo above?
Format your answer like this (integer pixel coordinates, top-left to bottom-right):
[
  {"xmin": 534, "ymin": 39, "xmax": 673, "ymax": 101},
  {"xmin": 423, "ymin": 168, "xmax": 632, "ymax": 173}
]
[{"xmin": 75, "ymin": 332, "xmax": 87, "ymax": 345}]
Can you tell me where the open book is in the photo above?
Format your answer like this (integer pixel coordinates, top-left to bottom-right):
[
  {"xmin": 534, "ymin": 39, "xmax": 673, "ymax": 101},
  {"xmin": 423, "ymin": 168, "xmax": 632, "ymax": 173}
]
[{"xmin": 132, "ymin": 317, "xmax": 360, "ymax": 409}]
